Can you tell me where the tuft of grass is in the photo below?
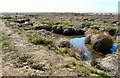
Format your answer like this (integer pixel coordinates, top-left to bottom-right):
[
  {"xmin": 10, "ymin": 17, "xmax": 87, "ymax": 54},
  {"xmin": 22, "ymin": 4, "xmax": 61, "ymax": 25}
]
[
  {"xmin": 90, "ymin": 68, "xmax": 111, "ymax": 77},
  {"xmin": 15, "ymin": 53, "xmax": 46, "ymax": 71},
  {"xmin": 100, "ymin": 26, "xmax": 118, "ymax": 31},
  {"xmin": 15, "ymin": 54, "xmax": 33, "ymax": 67},
  {"xmin": 0, "ymin": 35, "xmax": 12, "ymax": 53},
  {"xmin": 26, "ymin": 31, "xmax": 52, "ymax": 45},
  {"xmin": 29, "ymin": 37, "xmax": 52, "ymax": 45},
  {"xmin": 41, "ymin": 21, "xmax": 69, "ymax": 26},
  {"xmin": 30, "ymin": 63, "xmax": 46, "ymax": 71},
  {"xmin": 2, "ymin": 40, "xmax": 11, "ymax": 52},
  {"xmin": 46, "ymin": 45, "xmax": 81, "ymax": 60},
  {"xmin": 67, "ymin": 62, "xmax": 111, "ymax": 77}
]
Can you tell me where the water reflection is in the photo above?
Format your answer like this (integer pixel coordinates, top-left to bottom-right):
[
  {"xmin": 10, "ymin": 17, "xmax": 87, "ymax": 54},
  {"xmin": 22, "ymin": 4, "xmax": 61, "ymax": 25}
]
[
  {"xmin": 69, "ymin": 37, "xmax": 92, "ymax": 61},
  {"xmin": 69, "ymin": 37, "xmax": 118, "ymax": 61}
]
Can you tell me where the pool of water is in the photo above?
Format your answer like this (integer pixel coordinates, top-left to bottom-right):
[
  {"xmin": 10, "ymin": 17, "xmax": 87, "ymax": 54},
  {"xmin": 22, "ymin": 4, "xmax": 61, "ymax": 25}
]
[
  {"xmin": 69, "ymin": 37, "xmax": 92, "ymax": 61},
  {"xmin": 69, "ymin": 37, "xmax": 118, "ymax": 61}
]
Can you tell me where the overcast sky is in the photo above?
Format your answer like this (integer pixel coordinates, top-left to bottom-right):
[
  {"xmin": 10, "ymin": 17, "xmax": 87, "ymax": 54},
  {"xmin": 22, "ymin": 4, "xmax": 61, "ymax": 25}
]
[{"xmin": 0, "ymin": 0, "xmax": 119, "ymax": 13}]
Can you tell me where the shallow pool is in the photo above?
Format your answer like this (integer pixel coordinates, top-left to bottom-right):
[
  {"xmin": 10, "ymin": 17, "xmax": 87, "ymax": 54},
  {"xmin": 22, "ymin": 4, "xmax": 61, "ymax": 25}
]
[
  {"xmin": 69, "ymin": 37, "xmax": 118, "ymax": 61},
  {"xmin": 69, "ymin": 37, "xmax": 92, "ymax": 61}
]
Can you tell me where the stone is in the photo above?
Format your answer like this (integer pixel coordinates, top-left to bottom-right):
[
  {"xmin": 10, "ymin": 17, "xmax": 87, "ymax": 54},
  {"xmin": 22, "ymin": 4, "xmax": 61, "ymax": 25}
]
[
  {"xmin": 63, "ymin": 28, "xmax": 75, "ymax": 36},
  {"xmin": 91, "ymin": 32, "xmax": 113, "ymax": 53},
  {"xmin": 75, "ymin": 29, "xmax": 85, "ymax": 35},
  {"xmin": 52, "ymin": 26, "xmax": 63, "ymax": 34},
  {"xmin": 85, "ymin": 28, "xmax": 114, "ymax": 53},
  {"xmin": 59, "ymin": 38, "xmax": 71, "ymax": 48},
  {"xmin": 107, "ymin": 29, "xmax": 116, "ymax": 36}
]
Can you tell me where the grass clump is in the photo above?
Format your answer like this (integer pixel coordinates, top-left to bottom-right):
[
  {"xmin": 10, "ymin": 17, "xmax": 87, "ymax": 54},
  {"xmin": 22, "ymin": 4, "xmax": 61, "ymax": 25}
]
[
  {"xmin": 100, "ymin": 26, "xmax": 118, "ymax": 31},
  {"xmin": 30, "ymin": 37, "xmax": 52, "ymax": 45},
  {"xmin": 15, "ymin": 54, "xmax": 33, "ymax": 67},
  {"xmin": 90, "ymin": 68, "xmax": 111, "ymax": 77},
  {"xmin": 0, "ymin": 35, "xmax": 12, "ymax": 53},
  {"xmin": 16, "ymin": 54, "xmax": 46, "ymax": 71},
  {"xmin": 47, "ymin": 45, "xmax": 80, "ymax": 60},
  {"xmin": 41, "ymin": 21, "xmax": 69, "ymax": 26},
  {"xmin": 2, "ymin": 40, "xmax": 11, "ymax": 52},
  {"xmin": 30, "ymin": 63, "xmax": 46, "ymax": 71},
  {"xmin": 60, "ymin": 62, "xmax": 111, "ymax": 77},
  {"xmin": 26, "ymin": 31, "xmax": 52, "ymax": 45}
]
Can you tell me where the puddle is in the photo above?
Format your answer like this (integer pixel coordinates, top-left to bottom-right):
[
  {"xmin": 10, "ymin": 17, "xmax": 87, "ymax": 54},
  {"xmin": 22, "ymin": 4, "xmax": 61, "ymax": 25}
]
[
  {"xmin": 69, "ymin": 37, "xmax": 118, "ymax": 61},
  {"xmin": 69, "ymin": 37, "xmax": 92, "ymax": 61}
]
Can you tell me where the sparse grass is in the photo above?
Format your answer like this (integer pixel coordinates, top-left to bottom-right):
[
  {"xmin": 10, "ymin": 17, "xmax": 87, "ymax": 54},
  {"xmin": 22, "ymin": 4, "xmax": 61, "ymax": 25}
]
[
  {"xmin": 15, "ymin": 54, "xmax": 46, "ymax": 71},
  {"xmin": 100, "ymin": 26, "xmax": 118, "ymax": 31},
  {"xmin": 0, "ymin": 35, "xmax": 12, "ymax": 53},
  {"xmin": 30, "ymin": 37, "xmax": 52, "ymax": 45},
  {"xmin": 41, "ymin": 21, "xmax": 70, "ymax": 26},
  {"xmin": 40, "ymin": 60, "xmax": 111, "ymax": 76},
  {"xmin": 15, "ymin": 54, "xmax": 33, "ymax": 67},
  {"xmin": 46, "ymin": 45, "xmax": 81, "ymax": 60},
  {"xmin": 2, "ymin": 14, "xmax": 115, "ymax": 76},
  {"xmin": 90, "ymin": 68, "xmax": 111, "ymax": 77},
  {"xmin": 30, "ymin": 63, "xmax": 46, "ymax": 71},
  {"xmin": 25, "ymin": 30, "xmax": 81, "ymax": 60},
  {"xmin": 2, "ymin": 40, "xmax": 11, "ymax": 52},
  {"xmin": 32, "ymin": 20, "xmax": 70, "ymax": 26},
  {"xmin": 4, "ymin": 19, "xmax": 81, "ymax": 61},
  {"xmin": 0, "ymin": 16, "xmax": 13, "ymax": 19},
  {"xmin": 26, "ymin": 31, "xmax": 52, "ymax": 45}
]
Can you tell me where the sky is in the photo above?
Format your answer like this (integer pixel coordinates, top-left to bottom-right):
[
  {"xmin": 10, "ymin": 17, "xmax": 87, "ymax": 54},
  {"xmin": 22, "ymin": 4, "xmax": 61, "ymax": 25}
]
[{"xmin": 0, "ymin": 0, "xmax": 119, "ymax": 13}]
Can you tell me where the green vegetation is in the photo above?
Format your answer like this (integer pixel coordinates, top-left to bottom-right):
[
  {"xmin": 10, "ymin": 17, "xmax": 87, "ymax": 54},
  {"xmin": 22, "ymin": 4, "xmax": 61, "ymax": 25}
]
[
  {"xmin": 50, "ymin": 62, "xmax": 111, "ymax": 77},
  {"xmin": 46, "ymin": 45, "xmax": 81, "ymax": 60},
  {"xmin": 4, "ymin": 19, "xmax": 81, "ymax": 61},
  {"xmin": 2, "ymin": 14, "xmax": 116, "ymax": 76},
  {"xmin": 15, "ymin": 54, "xmax": 46, "ymax": 71},
  {"xmin": 101, "ymin": 26, "xmax": 118, "ymax": 31},
  {"xmin": 33, "ymin": 20, "xmax": 70, "ymax": 26},
  {"xmin": 26, "ymin": 31, "xmax": 52, "ymax": 45},
  {"xmin": 14, "ymin": 54, "xmax": 33, "ymax": 67},
  {"xmin": 0, "ymin": 16, "xmax": 13, "ymax": 19},
  {"xmin": 91, "ymin": 25, "xmax": 118, "ymax": 31},
  {"xmin": 90, "ymin": 68, "xmax": 111, "ymax": 77},
  {"xmin": 25, "ymin": 30, "xmax": 81, "ymax": 60},
  {"xmin": 41, "ymin": 21, "xmax": 69, "ymax": 26},
  {"xmin": 30, "ymin": 63, "xmax": 46, "ymax": 71},
  {"xmin": 29, "ymin": 36, "xmax": 52, "ymax": 45},
  {"xmin": 0, "ymin": 35, "xmax": 12, "ymax": 53}
]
